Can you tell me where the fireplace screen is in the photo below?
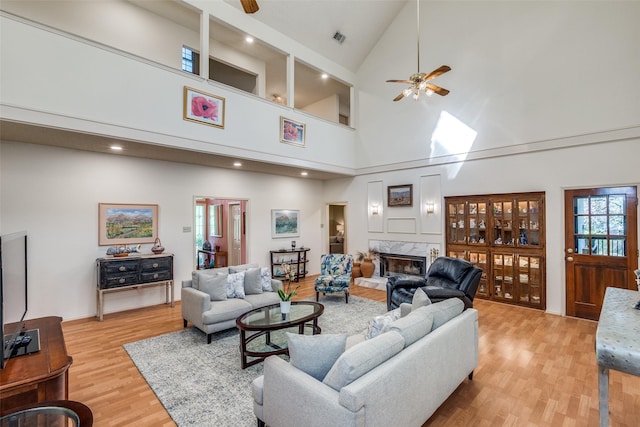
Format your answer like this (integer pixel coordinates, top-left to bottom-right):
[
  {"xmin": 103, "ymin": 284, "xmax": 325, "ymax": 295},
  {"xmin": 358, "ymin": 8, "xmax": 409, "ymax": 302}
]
[{"xmin": 379, "ymin": 253, "xmax": 426, "ymax": 277}]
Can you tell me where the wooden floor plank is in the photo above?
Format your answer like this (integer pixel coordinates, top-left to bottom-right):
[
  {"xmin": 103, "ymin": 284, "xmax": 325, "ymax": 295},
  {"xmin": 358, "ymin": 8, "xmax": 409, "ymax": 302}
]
[{"xmin": 61, "ymin": 276, "xmax": 640, "ymax": 426}]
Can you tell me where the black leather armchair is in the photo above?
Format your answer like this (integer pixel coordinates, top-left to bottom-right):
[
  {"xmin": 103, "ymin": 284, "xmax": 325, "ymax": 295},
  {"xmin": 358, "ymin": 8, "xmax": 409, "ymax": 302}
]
[{"xmin": 386, "ymin": 257, "xmax": 482, "ymax": 311}]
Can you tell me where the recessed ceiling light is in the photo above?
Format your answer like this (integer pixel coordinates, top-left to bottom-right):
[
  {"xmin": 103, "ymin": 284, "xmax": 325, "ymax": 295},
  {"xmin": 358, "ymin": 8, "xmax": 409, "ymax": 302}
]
[
  {"xmin": 300, "ymin": 171, "xmax": 308, "ymax": 176},
  {"xmin": 233, "ymin": 161, "xmax": 242, "ymax": 167},
  {"xmin": 245, "ymin": 36, "xmax": 254, "ymax": 43},
  {"xmin": 321, "ymin": 73, "xmax": 329, "ymax": 79},
  {"xmin": 110, "ymin": 145, "xmax": 122, "ymax": 151}
]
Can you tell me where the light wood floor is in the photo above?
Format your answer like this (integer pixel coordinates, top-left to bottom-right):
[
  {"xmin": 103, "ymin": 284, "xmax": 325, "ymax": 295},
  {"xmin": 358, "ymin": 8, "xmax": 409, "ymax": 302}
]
[{"xmin": 61, "ymin": 277, "xmax": 640, "ymax": 426}]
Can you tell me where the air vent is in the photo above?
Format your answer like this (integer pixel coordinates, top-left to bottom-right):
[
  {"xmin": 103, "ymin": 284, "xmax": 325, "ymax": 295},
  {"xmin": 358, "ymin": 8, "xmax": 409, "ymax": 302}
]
[{"xmin": 333, "ymin": 31, "xmax": 346, "ymax": 44}]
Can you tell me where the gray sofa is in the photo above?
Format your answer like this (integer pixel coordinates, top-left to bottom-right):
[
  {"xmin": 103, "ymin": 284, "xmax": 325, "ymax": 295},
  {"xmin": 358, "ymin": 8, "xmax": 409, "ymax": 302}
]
[
  {"xmin": 252, "ymin": 298, "xmax": 478, "ymax": 427},
  {"xmin": 181, "ymin": 263, "xmax": 283, "ymax": 343}
]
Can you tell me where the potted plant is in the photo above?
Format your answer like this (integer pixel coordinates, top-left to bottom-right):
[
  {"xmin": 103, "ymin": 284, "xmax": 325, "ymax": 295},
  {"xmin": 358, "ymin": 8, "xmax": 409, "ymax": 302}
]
[
  {"xmin": 277, "ymin": 262, "xmax": 299, "ymax": 315},
  {"xmin": 356, "ymin": 250, "xmax": 378, "ymax": 278}
]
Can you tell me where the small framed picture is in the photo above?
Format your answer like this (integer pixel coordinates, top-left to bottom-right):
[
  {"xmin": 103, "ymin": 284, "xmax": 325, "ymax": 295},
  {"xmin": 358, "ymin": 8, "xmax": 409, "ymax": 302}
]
[
  {"xmin": 183, "ymin": 86, "xmax": 225, "ymax": 128},
  {"xmin": 271, "ymin": 209, "xmax": 300, "ymax": 238},
  {"xmin": 387, "ymin": 184, "xmax": 413, "ymax": 207},
  {"xmin": 280, "ymin": 117, "xmax": 305, "ymax": 147}
]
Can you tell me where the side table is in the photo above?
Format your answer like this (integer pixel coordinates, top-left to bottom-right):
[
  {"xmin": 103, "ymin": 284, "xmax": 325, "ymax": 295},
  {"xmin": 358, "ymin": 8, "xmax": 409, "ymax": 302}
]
[{"xmin": 595, "ymin": 287, "xmax": 640, "ymax": 427}]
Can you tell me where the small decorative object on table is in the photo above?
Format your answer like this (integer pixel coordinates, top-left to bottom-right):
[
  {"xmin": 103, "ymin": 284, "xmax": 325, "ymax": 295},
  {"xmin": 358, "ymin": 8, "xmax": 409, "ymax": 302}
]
[
  {"xmin": 151, "ymin": 238, "xmax": 165, "ymax": 254},
  {"xmin": 278, "ymin": 262, "xmax": 300, "ymax": 319},
  {"xmin": 291, "ymin": 240, "xmax": 296, "ymax": 250}
]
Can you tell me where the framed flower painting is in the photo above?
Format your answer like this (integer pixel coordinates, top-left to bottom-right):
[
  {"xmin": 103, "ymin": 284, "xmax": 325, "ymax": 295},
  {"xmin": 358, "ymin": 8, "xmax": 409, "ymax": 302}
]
[
  {"xmin": 280, "ymin": 117, "xmax": 305, "ymax": 147},
  {"xmin": 183, "ymin": 86, "xmax": 225, "ymax": 128}
]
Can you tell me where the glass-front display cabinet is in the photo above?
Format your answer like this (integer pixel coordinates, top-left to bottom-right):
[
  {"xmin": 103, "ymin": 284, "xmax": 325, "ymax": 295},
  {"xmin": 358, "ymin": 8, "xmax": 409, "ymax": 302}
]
[{"xmin": 445, "ymin": 192, "xmax": 546, "ymax": 309}]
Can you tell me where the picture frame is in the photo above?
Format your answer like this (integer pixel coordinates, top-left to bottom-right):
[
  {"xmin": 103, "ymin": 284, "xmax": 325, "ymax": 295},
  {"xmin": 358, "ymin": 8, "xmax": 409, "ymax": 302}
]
[
  {"xmin": 271, "ymin": 209, "xmax": 300, "ymax": 238},
  {"xmin": 280, "ymin": 116, "xmax": 305, "ymax": 147},
  {"xmin": 387, "ymin": 184, "xmax": 413, "ymax": 207},
  {"xmin": 99, "ymin": 203, "xmax": 158, "ymax": 246},
  {"xmin": 183, "ymin": 86, "xmax": 225, "ymax": 128}
]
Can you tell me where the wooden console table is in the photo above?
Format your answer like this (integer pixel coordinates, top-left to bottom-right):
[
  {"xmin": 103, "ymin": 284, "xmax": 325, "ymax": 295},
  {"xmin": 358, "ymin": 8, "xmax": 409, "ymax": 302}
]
[
  {"xmin": 96, "ymin": 253, "xmax": 174, "ymax": 321},
  {"xmin": 595, "ymin": 287, "xmax": 640, "ymax": 426},
  {"xmin": 0, "ymin": 317, "xmax": 72, "ymax": 415},
  {"xmin": 197, "ymin": 249, "xmax": 227, "ymax": 269}
]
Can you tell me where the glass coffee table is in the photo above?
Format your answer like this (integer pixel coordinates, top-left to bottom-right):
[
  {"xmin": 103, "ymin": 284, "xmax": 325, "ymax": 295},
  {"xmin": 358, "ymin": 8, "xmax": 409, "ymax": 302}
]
[{"xmin": 236, "ymin": 301, "xmax": 324, "ymax": 369}]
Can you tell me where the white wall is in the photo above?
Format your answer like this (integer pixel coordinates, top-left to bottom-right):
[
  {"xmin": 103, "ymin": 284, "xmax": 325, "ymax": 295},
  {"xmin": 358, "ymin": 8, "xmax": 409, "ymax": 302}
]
[
  {"xmin": 301, "ymin": 94, "xmax": 339, "ymax": 122},
  {"xmin": 0, "ymin": 142, "xmax": 325, "ymax": 321},
  {"xmin": 356, "ymin": 0, "xmax": 640, "ymax": 169}
]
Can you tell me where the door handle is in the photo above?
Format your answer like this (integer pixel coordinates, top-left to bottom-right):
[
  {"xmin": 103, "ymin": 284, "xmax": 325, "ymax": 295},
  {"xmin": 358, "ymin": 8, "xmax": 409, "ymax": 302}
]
[
  {"xmin": 566, "ymin": 248, "xmax": 574, "ymax": 254},
  {"xmin": 566, "ymin": 256, "xmax": 574, "ymax": 262}
]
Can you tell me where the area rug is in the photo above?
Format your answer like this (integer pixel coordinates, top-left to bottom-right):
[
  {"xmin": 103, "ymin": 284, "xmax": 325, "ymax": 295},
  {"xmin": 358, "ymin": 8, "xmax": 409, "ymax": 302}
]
[{"xmin": 123, "ymin": 295, "xmax": 386, "ymax": 426}]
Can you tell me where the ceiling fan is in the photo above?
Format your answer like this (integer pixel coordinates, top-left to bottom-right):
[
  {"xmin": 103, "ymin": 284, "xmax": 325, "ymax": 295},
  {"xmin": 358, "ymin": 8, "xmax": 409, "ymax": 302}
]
[
  {"xmin": 240, "ymin": 0, "xmax": 259, "ymax": 14},
  {"xmin": 386, "ymin": 0, "xmax": 451, "ymax": 102}
]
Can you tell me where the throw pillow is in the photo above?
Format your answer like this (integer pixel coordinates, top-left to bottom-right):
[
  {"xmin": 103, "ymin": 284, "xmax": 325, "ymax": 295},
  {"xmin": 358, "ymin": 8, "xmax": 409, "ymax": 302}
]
[
  {"xmin": 412, "ymin": 287, "xmax": 432, "ymax": 309},
  {"xmin": 243, "ymin": 267, "xmax": 263, "ymax": 295},
  {"xmin": 323, "ymin": 330, "xmax": 405, "ymax": 391},
  {"xmin": 198, "ymin": 273, "xmax": 228, "ymax": 301},
  {"xmin": 286, "ymin": 332, "xmax": 347, "ymax": 381},
  {"xmin": 389, "ymin": 306, "xmax": 433, "ymax": 347},
  {"xmin": 192, "ymin": 269, "xmax": 218, "ymax": 290},
  {"xmin": 365, "ymin": 309, "xmax": 401, "ymax": 339},
  {"xmin": 424, "ymin": 298, "xmax": 465, "ymax": 330},
  {"xmin": 260, "ymin": 267, "xmax": 273, "ymax": 292},
  {"xmin": 226, "ymin": 271, "xmax": 246, "ymax": 299}
]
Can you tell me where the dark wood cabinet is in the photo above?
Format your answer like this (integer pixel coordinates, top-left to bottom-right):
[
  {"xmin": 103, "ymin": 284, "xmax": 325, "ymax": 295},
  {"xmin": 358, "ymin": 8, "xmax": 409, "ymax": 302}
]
[
  {"xmin": 270, "ymin": 249, "xmax": 310, "ymax": 282},
  {"xmin": 0, "ymin": 317, "xmax": 72, "ymax": 415},
  {"xmin": 446, "ymin": 192, "xmax": 546, "ymax": 309},
  {"xmin": 96, "ymin": 254, "xmax": 174, "ymax": 321}
]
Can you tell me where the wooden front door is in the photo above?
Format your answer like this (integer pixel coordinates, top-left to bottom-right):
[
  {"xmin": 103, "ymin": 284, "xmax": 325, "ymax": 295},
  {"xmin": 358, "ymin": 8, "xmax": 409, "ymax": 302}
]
[{"xmin": 564, "ymin": 186, "xmax": 638, "ymax": 320}]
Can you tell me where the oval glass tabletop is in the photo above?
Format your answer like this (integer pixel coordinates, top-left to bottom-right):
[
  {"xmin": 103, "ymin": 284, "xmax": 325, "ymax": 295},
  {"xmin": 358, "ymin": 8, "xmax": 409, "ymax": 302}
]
[{"xmin": 237, "ymin": 301, "xmax": 324, "ymax": 329}]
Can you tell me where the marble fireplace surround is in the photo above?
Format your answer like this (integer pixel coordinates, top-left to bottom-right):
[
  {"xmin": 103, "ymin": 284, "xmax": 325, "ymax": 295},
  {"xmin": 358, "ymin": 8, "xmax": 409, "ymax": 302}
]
[{"xmin": 368, "ymin": 240, "xmax": 441, "ymax": 278}]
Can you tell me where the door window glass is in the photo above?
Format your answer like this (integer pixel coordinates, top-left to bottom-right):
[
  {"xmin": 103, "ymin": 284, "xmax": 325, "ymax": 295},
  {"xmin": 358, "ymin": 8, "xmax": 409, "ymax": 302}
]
[{"xmin": 573, "ymin": 195, "xmax": 627, "ymax": 256}]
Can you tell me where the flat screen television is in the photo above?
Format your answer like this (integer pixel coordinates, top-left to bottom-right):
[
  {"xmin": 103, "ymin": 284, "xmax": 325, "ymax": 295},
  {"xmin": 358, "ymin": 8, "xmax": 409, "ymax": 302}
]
[{"xmin": 1, "ymin": 230, "xmax": 40, "ymax": 369}]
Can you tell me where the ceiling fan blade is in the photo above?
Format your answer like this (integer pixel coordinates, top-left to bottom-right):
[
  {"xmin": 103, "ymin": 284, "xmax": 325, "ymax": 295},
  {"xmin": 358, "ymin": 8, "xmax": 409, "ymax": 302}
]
[
  {"xmin": 393, "ymin": 91, "xmax": 408, "ymax": 102},
  {"xmin": 423, "ymin": 65, "xmax": 451, "ymax": 82},
  {"xmin": 426, "ymin": 83, "xmax": 450, "ymax": 96},
  {"xmin": 386, "ymin": 79, "xmax": 413, "ymax": 84},
  {"xmin": 240, "ymin": 0, "xmax": 259, "ymax": 14}
]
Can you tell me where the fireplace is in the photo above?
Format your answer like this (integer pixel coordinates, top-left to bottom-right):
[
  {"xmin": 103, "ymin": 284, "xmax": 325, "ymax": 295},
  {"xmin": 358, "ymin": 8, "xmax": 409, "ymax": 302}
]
[{"xmin": 379, "ymin": 253, "xmax": 427, "ymax": 278}]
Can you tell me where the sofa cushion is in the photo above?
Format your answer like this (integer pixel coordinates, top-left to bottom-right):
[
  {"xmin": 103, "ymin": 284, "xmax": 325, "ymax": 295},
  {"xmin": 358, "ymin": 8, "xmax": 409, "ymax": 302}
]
[
  {"xmin": 199, "ymin": 273, "xmax": 228, "ymax": 301},
  {"xmin": 229, "ymin": 263, "xmax": 260, "ymax": 273},
  {"xmin": 365, "ymin": 309, "xmax": 401, "ymax": 339},
  {"xmin": 244, "ymin": 292, "xmax": 280, "ymax": 309},
  {"xmin": 227, "ymin": 271, "xmax": 246, "ymax": 298},
  {"xmin": 243, "ymin": 267, "xmax": 263, "ymax": 295},
  {"xmin": 423, "ymin": 297, "xmax": 465, "ymax": 330},
  {"xmin": 260, "ymin": 267, "xmax": 273, "ymax": 291},
  {"xmin": 202, "ymin": 298, "xmax": 252, "ymax": 324},
  {"xmin": 412, "ymin": 286, "xmax": 432, "ymax": 309},
  {"xmin": 192, "ymin": 269, "xmax": 218, "ymax": 290},
  {"xmin": 389, "ymin": 306, "xmax": 434, "ymax": 347},
  {"xmin": 323, "ymin": 330, "xmax": 404, "ymax": 391},
  {"xmin": 286, "ymin": 332, "xmax": 347, "ymax": 381}
]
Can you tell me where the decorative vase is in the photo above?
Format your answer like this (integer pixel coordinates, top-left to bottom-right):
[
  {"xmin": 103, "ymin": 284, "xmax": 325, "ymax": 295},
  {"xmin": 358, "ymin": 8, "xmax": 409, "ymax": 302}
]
[
  {"xmin": 151, "ymin": 237, "xmax": 165, "ymax": 254},
  {"xmin": 352, "ymin": 262, "xmax": 362, "ymax": 278},
  {"xmin": 280, "ymin": 300, "xmax": 291, "ymax": 319},
  {"xmin": 361, "ymin": 258, "xmax": 375, "ymax": 278},
  {"xmin": 202, "ymin": 240, "xmax": 212, "ymax": 251}
]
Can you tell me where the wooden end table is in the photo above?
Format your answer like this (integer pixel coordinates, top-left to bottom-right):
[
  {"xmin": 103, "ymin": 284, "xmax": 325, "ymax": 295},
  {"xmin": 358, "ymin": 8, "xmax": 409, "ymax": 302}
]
[{"xmin": 236, "ymin": 301, "xmax": 324, "ymax": 369}]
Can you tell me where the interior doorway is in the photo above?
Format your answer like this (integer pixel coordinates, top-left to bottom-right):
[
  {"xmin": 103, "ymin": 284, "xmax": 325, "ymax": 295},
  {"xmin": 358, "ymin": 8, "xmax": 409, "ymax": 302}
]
[
  {"xmin": 564, "ymin": 186, "xmax": 638, "ymax": 320},
  {"xmin": 327, "ymin": 203, "xmax": 347, "ymax": 255},
  {"xmin": 194, "ymin": 196, "xmax": 247, "ymax": 269}
]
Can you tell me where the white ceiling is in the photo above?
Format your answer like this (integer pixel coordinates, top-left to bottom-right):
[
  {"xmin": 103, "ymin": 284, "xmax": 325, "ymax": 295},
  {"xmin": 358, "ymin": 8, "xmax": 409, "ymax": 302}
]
[{"xmin": 221, "ymin": 0, "xmax": 407, "ymax": 73}]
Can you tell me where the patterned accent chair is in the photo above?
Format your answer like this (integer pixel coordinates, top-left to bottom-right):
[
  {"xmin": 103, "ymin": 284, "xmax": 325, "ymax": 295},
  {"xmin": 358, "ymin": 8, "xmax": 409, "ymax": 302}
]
[{"xmin": 314, "ymin": 254, "xmax": 354, "ymax": 303}]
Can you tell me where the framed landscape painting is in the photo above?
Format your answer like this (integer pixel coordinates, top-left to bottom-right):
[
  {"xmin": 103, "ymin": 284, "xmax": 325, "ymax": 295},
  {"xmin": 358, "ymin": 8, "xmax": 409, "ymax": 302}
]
[
  {"xmin": 388, "ymin": 184, "xmax": 413, "ymax": 207},
  {"xmin": 271, "ymin": 209, "xmax": 300, "ymax": 238},
  {"xmin": 99, "ymin": 203, "xmax": 158, "ymax": 245},
  {"xmin": 183, "ymin": 86, "xmax": 225, "ymax": 128}
]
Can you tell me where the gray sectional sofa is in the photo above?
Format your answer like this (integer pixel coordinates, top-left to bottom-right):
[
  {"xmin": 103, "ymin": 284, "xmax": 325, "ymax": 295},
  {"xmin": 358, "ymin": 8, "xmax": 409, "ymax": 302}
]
[
  {"xmin": 181, "ymin": 263, "xmax": 283, "ymax": 343},
  {"xmin": 252, "ymin": 298, "xmax": 478, "ymax": 427}
]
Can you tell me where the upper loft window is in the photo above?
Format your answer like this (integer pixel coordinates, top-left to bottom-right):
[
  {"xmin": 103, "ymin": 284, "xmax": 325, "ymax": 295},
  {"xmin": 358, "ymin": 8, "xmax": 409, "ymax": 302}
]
[{"xmin": 182, "ymin": 47, "xmax": 199, "ymax": 74}]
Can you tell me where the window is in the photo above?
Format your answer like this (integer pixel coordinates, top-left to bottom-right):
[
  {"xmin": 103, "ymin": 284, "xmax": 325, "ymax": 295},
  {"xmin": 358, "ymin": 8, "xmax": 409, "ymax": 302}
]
[
  {"xmin": 574, "ymin": 194, "xmax": 627, "ymax": 256},
  {"xmin": 195, "ymin": 203, "xmax": 205, "ymax": 250},
  {"xmin": 182, "ymin": 46, "xmax": 200, "ymax": 75}
]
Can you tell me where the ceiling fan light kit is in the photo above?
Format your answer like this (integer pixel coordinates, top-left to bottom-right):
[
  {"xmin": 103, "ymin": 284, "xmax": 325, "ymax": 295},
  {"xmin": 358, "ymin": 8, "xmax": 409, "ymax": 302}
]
[{"xmin": 387, "ymin": 0, "xmax": 451, "ymax": 102}]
